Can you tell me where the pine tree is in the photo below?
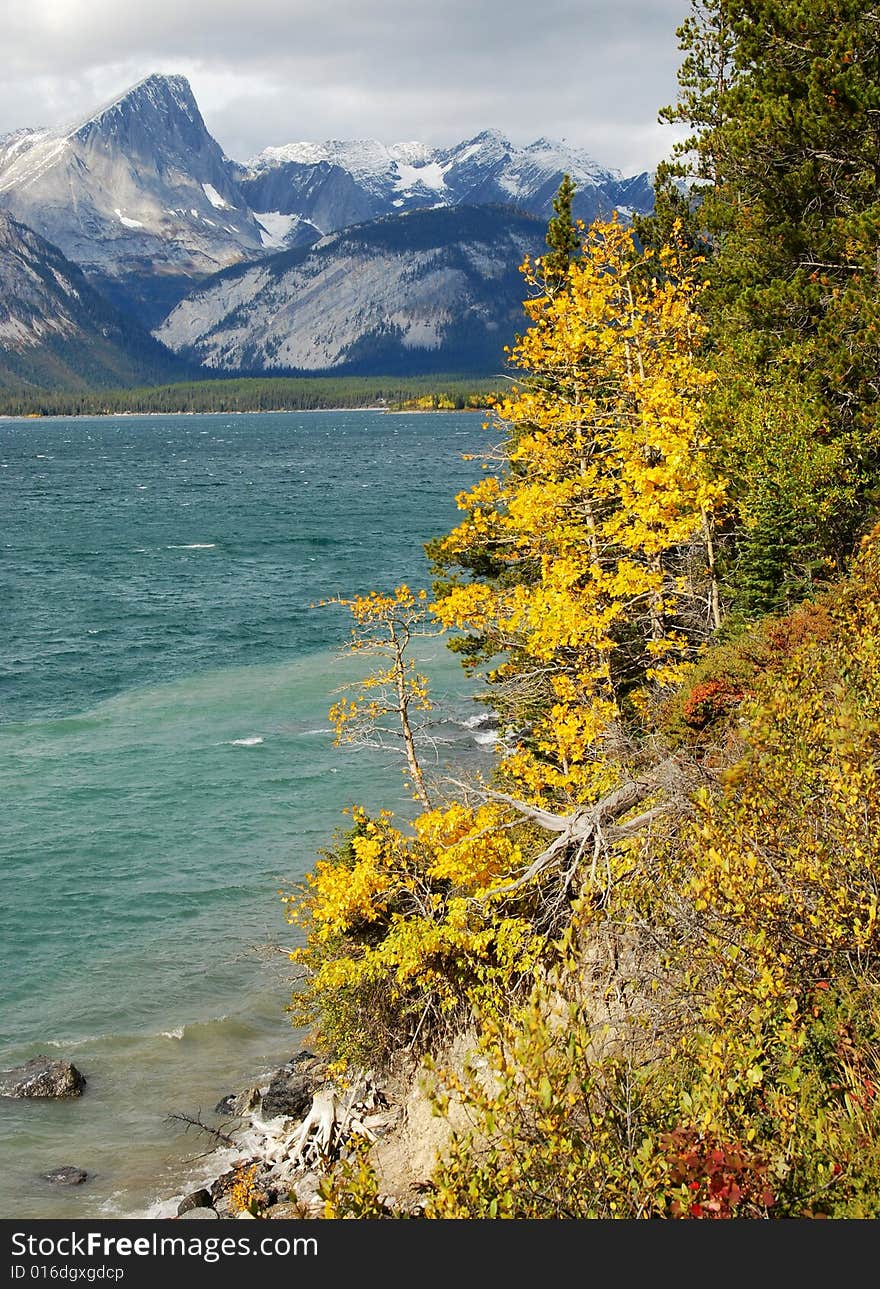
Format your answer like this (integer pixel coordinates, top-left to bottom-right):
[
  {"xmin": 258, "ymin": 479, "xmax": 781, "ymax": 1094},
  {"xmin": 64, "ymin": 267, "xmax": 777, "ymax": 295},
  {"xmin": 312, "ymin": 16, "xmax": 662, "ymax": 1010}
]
[
  {"xmin": 542, "ymin": 174, "xmax": 580, "ymax": 292},
  {"xmin": 651, "ymin": 0, "xmax": 880, "ymax": 613}
]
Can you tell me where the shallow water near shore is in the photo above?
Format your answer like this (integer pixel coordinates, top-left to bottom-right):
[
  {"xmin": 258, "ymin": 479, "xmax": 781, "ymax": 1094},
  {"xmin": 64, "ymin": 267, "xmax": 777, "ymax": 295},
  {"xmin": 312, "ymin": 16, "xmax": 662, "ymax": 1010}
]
[{"xmin": 0, "ymin": 409, "xmax": 492, "ymax": 1218}]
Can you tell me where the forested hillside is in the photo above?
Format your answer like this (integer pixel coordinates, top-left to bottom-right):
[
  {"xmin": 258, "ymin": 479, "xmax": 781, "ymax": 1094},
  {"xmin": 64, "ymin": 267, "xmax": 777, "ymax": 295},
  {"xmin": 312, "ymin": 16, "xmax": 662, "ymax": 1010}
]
[
  {"xmin": 280, "ymin": 0, "xmax": 880, "ymax": 1219},
  {"xmin": 0, "ymin": 375, "xmax": 496, "ymax": 418}
]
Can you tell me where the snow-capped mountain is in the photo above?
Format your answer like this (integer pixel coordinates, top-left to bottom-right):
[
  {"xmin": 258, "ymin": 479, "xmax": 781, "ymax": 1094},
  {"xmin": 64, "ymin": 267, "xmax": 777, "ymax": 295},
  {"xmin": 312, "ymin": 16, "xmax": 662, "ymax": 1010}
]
[
  {"xmin": 238, "ymin": 128, "xmax": 653, "ymax": 237},
  {"xmin": 0, "ymin": 70, "xmax": 657, "ymax": 373},
  {"xmin": 0, "ymin": 74, "xmax": 265, "ymax": 326},
  {"xmin": 0, "ymin": 210, "xmax": 188, "ymax": 389},
  {"xmin": 155, "ymin": 205, "xmax": 548, "ymax": 376}
]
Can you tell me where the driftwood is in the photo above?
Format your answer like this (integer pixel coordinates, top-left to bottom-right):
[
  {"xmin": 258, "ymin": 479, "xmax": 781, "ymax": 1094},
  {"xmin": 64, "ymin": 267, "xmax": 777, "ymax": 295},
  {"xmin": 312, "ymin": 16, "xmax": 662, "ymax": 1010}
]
[
  {"xmin": 164, "ymin": 1110, "xmax": 237, "ymax": 1150},
  {"xmin": 289, "ymin": 1087, "xmax": 339, "ymax": 1167},
  {"xmin": 449, "ymin": 756, "xmax": 689, "ymax": 899},
  {"xmin": 287, "ymin": 1078, "xmax": 382, "ymax": 1170}
]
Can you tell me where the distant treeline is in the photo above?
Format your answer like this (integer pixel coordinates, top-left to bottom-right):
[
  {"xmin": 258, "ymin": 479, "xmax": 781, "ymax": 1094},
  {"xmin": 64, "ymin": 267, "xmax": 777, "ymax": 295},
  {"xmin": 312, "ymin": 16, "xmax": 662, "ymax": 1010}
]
[{"xmin": 0, "ymin": 375, "xmax": 502, "ymax": 418}]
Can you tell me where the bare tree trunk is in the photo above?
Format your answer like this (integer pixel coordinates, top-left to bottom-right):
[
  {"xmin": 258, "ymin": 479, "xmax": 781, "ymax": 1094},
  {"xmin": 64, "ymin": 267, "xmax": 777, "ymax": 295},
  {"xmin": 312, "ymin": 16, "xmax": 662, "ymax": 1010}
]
[
  {"xmin": 701, "ymin": 506, "xmax": 723, "ymax": 631},
  {"xmin": 390, "ymin": 624, "xmax": 431, "ymax": 810}
]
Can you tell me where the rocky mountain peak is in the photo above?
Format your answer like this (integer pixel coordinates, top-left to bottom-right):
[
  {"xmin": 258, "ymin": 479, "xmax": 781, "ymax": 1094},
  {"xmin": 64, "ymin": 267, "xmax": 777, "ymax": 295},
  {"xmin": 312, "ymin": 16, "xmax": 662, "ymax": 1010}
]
[
  {"xmin": 65, "ymin": 73, "xmax": 201, "ymax": 141},
  {"xmin": 0, "ymin": 72, "xmax": 265, "ymax": 327}
]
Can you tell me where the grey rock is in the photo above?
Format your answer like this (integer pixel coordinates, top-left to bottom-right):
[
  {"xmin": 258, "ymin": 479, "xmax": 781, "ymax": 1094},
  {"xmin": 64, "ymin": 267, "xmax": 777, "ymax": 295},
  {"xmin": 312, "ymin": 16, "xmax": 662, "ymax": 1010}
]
[
  {"xmin": 262, "ymin": 1201, "xmax": 306, "ymax": 1220},
  {"xmin": 177, "ymin": 1206, "xmax": 220, "ymax": 1219},
  {"xmin": 260, "ymin": 1051, "xmax": 327, "ymax": 1121},
  {"xmin": 1, "ymin": 1056, "xmax": 87, "ymax": 1099},
  {"xmin": 177, "ymin": 1188, "xmax": 214, "ymax": 1216},
  {"xmin": 232, "ymin": 1086, "xmax": 261, "ymax": 1115},
  {"xmin": 291, "ymin": 1172, "xmax": 322, "ymax": 1206},
  {"xmin": 260, "ymin": 1073, "xmax": 313, "ymax": 1122},
  {"xmin": 43, "ymin": 1166, "xmax": 88, "ymax": 1185}
]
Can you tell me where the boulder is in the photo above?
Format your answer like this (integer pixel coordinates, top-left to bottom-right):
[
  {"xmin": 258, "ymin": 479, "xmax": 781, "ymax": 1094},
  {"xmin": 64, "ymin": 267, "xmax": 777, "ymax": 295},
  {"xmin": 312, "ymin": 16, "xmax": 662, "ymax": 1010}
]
[
  {"xmin": 209, "ymin": 1159, "xmax": 275, "ymax": 1216},
  {"xmin": 260, "ymin": 1072, "xmax": 312, "ymax": 1122},
  {"xmin": 177, "ymin": 1188, "xmax": 214, "ymax": 1216},
  {"xmin": 291, "ymin": 1171, "xmax": 322, "ymax": 1209},
  {"xmin": 260, "ymin": 1051, "xmax": 327, "ymax": 1120},
  {"xmin": 0, "ymin": 1057, "xmax": 86, "ymax": 1098},
  {"xmin": 262, "ymin": 1201, "xmax": 307, "ymax": 1220},
  {"xmin": 231, "ymin": 1086, "xmax": 261, "ymax": 1115},
  {"xmin": 43, "ymin": 1166, "xmax": 88, "ymax": 1185},
  {"xmin": 177, "ymin": 1206, "xmax": 219, "ymax": 1220}
]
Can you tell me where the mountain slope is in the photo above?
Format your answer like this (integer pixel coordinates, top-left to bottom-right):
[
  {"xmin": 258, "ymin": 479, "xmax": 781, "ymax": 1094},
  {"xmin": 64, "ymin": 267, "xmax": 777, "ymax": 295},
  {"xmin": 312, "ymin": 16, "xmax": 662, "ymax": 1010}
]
[
  {"xmin": 0, "ymin": 211, "xmax": 189, "ymax": 390},
  {"xmin": 155, "ymin": 205, "xmax": 548, "ymax": 376},
  {"xmin": 0, "ymin": 75, "xmax": 265, "ymax": 327},
  {"xmin": 238, "ymin": 130, "xmax": 653, "ymax": 237}
]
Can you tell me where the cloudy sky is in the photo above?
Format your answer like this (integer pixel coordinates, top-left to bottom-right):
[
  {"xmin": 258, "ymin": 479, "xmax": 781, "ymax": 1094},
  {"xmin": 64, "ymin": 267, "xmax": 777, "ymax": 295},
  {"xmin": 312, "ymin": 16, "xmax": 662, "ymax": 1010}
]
[{"xmin": 2, "ymin": 0, "xmax": 692, "ymax": 173}]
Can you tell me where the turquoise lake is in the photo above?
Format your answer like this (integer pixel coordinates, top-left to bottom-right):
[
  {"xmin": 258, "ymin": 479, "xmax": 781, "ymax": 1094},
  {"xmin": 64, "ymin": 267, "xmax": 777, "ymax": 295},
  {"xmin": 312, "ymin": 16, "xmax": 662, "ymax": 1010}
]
[{"xmin": 0, "ymin": 409, "xmax": 494, "ymax": 1218}]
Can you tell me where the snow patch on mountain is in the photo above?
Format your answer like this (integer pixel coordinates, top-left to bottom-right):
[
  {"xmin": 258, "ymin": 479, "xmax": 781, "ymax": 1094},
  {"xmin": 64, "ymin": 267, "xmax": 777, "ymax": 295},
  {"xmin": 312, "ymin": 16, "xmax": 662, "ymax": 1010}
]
[
  {"xmin": 394, "ymin": 161, "xmax": 446, "ymax": 193},
  {"xmin": 253, "ymin": 211, "xmax": 298, "ymax": 247},
  {"xmin": 115, "ymin": 209, "xmax": 145, "ymax": 229},
  {"xmin": 202, "ymin": 183, "xmax": 230, "ymax": 210}
]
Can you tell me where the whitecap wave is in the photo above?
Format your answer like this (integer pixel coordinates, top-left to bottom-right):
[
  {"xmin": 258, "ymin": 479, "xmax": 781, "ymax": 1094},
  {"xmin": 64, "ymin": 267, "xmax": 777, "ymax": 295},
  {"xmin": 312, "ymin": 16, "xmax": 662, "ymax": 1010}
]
[
  {"xmin": 166, "ymin": 543, "xmax": 216, "ymax": 550},
  {"xmin": 224, "ymin": 736, "xmax": 264, "ymax": 747},
  {"xmin": 459, "ymin": 711, "xmax": 498, "ymax": 731},
  {"xmin": 159, "ymin": 1027, "xmax": 185, "ymax": 1040},
  {"xmin": 45, "ymin": 1034, "xmax": 102, "ymax": 1049}
]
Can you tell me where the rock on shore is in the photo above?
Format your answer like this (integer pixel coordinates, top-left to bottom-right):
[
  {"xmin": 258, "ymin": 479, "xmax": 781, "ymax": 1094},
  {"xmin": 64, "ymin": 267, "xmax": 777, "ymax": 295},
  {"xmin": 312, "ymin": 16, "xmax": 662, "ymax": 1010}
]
[{"xmin": 165, "ymin": 1049, "xmax": 424, "ymax": 1219}]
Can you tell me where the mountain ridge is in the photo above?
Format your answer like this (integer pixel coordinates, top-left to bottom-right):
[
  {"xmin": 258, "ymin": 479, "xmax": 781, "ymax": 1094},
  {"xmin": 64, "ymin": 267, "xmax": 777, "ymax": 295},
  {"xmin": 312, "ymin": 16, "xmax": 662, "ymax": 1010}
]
[
  {"xmin": 155, "ymin": 204, "xmax": 549, "ymax": 377},
  {"xmin": 237, "ymin": 124, "xmax": 651, "ymax": 237},
  {"xmin": 0, "ymin": 73, "xmax": 657, "ymax": 383},
  {"xmin": 0, "ymin": 209, "xmax": 190, "ymax": 390}
]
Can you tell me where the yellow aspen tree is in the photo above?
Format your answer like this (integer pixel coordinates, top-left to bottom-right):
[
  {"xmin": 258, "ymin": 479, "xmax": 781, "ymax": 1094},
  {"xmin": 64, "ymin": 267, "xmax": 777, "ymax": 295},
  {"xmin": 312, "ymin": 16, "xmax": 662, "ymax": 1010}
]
[
  {"xmin": 432, "ymin": 216, "xmax": 724, "ymax": 807},
  {"xmin": 322, "ymin": 585, "xmax": 438, "ymax": 810}
]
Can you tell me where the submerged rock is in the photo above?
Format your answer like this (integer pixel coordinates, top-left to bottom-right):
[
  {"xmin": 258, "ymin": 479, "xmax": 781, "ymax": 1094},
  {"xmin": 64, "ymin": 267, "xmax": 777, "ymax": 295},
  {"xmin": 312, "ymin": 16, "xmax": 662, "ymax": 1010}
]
[
  {"xmin": 0, "ymin": 1057, "xmax": 87, "ymax": 1098},
  {"xmin": 43, "ymin": 1166, "xmax": 88, "ymax": 1185}
]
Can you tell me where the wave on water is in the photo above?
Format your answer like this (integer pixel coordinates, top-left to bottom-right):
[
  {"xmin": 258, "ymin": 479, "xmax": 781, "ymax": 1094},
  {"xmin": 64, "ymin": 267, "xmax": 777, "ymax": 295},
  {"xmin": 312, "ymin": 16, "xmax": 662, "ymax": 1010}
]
[
  {"xmin": 459, "ymin": 711, "xmax": 498, "ymax": 731},
  {"xmin": 45, "ymin": 1034, "xmax": 102, "ymax": 1050},
  {"xmin": 165, "ymin": 543, "xmax": 216, "ymax": 550},
  {"xmin": 39, "ymin": 1012, "xmax": 251, "ymax": 1053},
  {"xmin": 222, "ymin": 736, "xmax": 264, "ymax": 747}
]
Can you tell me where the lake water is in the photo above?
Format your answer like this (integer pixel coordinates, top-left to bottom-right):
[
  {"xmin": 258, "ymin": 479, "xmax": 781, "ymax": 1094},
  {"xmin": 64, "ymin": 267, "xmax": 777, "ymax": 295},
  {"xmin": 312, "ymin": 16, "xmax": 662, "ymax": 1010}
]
[{"xmin": 0, "ymin": 409, "xmax": 493, "ymax": 1218}]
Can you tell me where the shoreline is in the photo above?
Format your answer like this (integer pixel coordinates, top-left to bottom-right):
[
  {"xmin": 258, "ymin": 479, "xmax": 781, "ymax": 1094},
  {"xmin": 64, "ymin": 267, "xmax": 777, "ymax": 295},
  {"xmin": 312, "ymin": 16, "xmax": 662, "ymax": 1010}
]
[
  {"xmin": 0, "ymin": 406, "xmax": 488, "ymax": 422},
  {"xmin": 143, "ymin": 1044, "xmax": 428, "ymax": 1221},
  {"xmin": 0, "ymin": 406, "xmax": 387, "ymax": 421}
]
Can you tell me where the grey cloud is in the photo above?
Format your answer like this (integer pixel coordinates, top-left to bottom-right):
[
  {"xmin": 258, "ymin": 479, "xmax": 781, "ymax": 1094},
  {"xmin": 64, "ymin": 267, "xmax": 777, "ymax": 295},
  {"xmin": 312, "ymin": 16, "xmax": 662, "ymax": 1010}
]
[{"xmin": 2, "ymin": 1, "xmax": 691, "ymax": 172}]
